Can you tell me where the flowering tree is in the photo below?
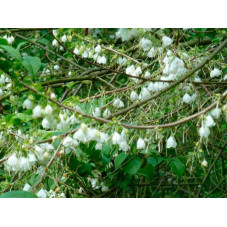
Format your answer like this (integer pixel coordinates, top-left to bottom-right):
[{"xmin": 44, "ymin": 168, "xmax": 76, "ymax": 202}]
[{"xmin": 0, "ymin": 28, "xmax": 226, "ymax": 198}]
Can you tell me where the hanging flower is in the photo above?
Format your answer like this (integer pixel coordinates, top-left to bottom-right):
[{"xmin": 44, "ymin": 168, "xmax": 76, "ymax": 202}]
[
  {"xmin": 139, "ymin": 38, "xmax": 152, "ymax": 51},
  {"xmin": 42, "ymin": 118, "xmax": 51, "ymax": 129},
  {"xmin": 52, "ymin": 39, "xmax": 58, "ymax": 47},
  {"xmin": 147, "ymin": 47, "xmax": 156, "ymax": 58},
  {"xmin": 103, "ymin": 109, "xmax": 111, "ymax": 117},
  {"xmin": 210, "ymin": 68, "xmax": 221, "ymax": 78},
  {"xmin": 113, "ymin": 98, "xmax": 124, "ymax": 108},
  {"xmin": 199, "ymin": 126, "xmax": 210, "ymax": 138},
  {"xmin": 73, "ymin": 47, "xmax": 79, "ymax": 55},
  {"xmin": 5, "ymin": 154, "xmax": 18, "ymax": 171},
  {"xmin": 95, "ymin": 143, "xmax": 103, "ymax": 150},
  {"xmin": 137, "ymin": 138, "xmax": 146, "ymax": 149},
  {"xmin": 93, "ymin": 107, "xmax": 101, "ymax": 117},
  {"xmin": 126, "ymin": 65, "xmax": 136, "ymax": 75},
  {"xmin": 33, "ymin": 105, "xmax": 42, "ymax": 118},
  {"xmin": 211, "ymin": 108, "xmax": 221, "ymax": 119},
  {"xmin": 201, "ymin": 159, "xmax": 208, "ymax": 167},
  {"xmin": 23, "ymin": 99, "xmax": 33, "ymax": 109},
  {"xmin": 144, "ymin": 70, "xmax": 151, "ymax": 78},
  {"xmin": 162, "ymin": 36, "xmax": 173, "ymax": 46},
  {"xmin": 23, "ymin": 183, "xmax": 31, "ymax": 191},
  {"xmin": 18, "ymin": 157, "xmax": 30, "ymax": 171},
  {"xmin": 139, "ymin": 87, "xmax": 151, "ymax": 100},
  {"xmin": 54, "ymin": 65, "xmax": 60, "ymax": 70},
  {"xmin": 61, "ymin": 35, "xmax": 67, "ymax": 43},
  {"xmin": 97, "ymin": 56, "xmax": 107, "ymax": 64},
  {"xmin": 182, "ymin": 93, "xmax": 192, "ymax": 104},
  {"xmin": 36, "ymin": 189, "xmax": 48, "ymax": 198},
  {"xmin": 112, "ymin": 132, "xmax": 121, "ymax": 145},
  {"xmin": 166, "ymin": 136, "xmax": 177, "ymax": 149},
  {"xmin": 130, "ymin": 91, "xmax": 139, "ymax": 101},
  {"xmin": 119, "ymin": 140, "xmax": 130, "ymax": 152},
  {"xmin": 204, "ymin": 115, "xmax": 216, "ymax": 128},
  {"xmin": 95, "ymin": 45, "xmax": 101, "ymax": 53}
]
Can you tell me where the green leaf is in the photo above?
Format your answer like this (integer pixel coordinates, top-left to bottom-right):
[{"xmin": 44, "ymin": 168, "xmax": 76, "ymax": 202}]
[
  {"xmin": 170, "ymin": 157, "xmax": 185, "ymax": 177},
  {"xmin": 147, "ymin": 156, "xmax": 163, "ymax": 167},
  {"xmin": 5, "ymin": 113, "xmax": 33, "ymax": 124},
  {"xmin": 21, "ymin": 56, "xmax": 41, "ymax": 75},
  {"xmin": 138, "ymin": 163, "xmax": 155, "ymax": 178},
  {"xmin": 0, "ymin": 58, "xmax": 11, "ymax": 73},
  {"xmin": 38, "ymin": 38, "xmax": 51, "ymax": 47},
  {"xmin": 114, "ymin": 153, "xmax": 128, "ymax": 169},
  {"xmin": 16, "ymin": 42, "xmax": 27, "ymax": 51},
  {"xmin": 123, "ymin": 156, "xmax": 141, "ymax": 175},
  {"xmin": 69, "ymin": 155, "xmax": 80, "ymax": 171},
  {"xmin": 78, "ymin": 163, "xmax": 92, "ymax": 176},
  {"xmin": 0, "ymin": 191, "xmax": 37, "ymax": 198},
  {"xmin": 0, "ymin": 45, "xmax": 22, "ymax": 61},
  {"xmin": 0, "ymin": 38, "xmax": 8, "ymax": 45}
]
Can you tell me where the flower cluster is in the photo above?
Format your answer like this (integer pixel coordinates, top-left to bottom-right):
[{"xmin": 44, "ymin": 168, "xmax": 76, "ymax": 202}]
[
  {"xmin": 72, "ymin": 123, "xmax": 109, "ymax": 151},
  {"xmin": 182, "ymin": 93, "xmax": 197, "ymax": 104},
  {"xmin": 3, "ymin": 35, "xmax": 15, "ymax": 45},
  {"xmin": 199, "ymin": 110, "xmax": 221, "ymax": 139},
  {"xmin": 112, "ymin": 131, "xmax": 130, "ymax": 152},
  {"xmin": 116, "ymin": 28, "xmax": 139, "ymax": 41},
  {"xmin": 5, "ymin": 153, "xmax": 37, "ymax": 172}
]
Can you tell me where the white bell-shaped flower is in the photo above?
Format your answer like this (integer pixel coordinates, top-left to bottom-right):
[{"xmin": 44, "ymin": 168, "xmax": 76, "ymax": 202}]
[
  {"xmin": 18, "ymin": 157, "xmax": 30, "ymax": 171},
  {"xmin": 54, "ymin": 65, "xmax": 60, "ymax": 70},
  {"xmin": 23, "ymin": 99, "xmax": 33, "ymax": 109},
  {"xmin": 36, "ymin": 189, "xmax": 48, "ymax": 198},
  {"xmin": 162, "ymin": 36, "xmax": 173, "ymax": 46},
  {"xmin": 103, "ymin": 108, "xmax": 111, "ymax": 117},
  {"xmin": 95, "ymin": 143, "xmax": 103, "ymax": 150},
  {"xmin": 166, "ymin": 136, "xmax": 177, "ymax": 149},
  {"xmin": 42, "ymin": 118, "xmax": 51, "ymax": 129},
  {"xmin": 126, "ymin": 65, "xmax": 136, "ymax": 75},
  {"xmin": 139, "ymin": 38, "xmax": 152, "ymax": 51},
  {"xmin": 112, "ymin": 132, "xmax": 121, "ymax": 145},
  {"xmin": 147, "ymin": 47, "xmax": 156, "ymax": 58},
  {"xmin": 210, "ymin": 68, "xmax": 221, "ymax": 78},
  {"xmin": 33, "ymin": 105, "xmax": 42, "ymax": 118},
  {"xmin": 201, "ymin": 159, "xmax": 208, "ymax": 167},
  {"xmin": 23, "ymin": 183, "xmax": 31, "ymax": 191},
  {"xmin": 139, "ymin": 87, "xmax": 151, "ymax": 100},
  {"xmin": 211, "ymin": 108, "xmax": 221, "ymax": 119},
  {"xmin": 28, "ymin": 153, "xmax": 37, "ymax": 165},
  {"xmin": 204, "ymin": 115, "xmax": 216, "ymax": 128},
  {"xmin": 45, "ymin": 105, "xmax": 53, "ymax": 115},
  {"xmin": 182, "ymin": 93, "xmax": 192, "ymax": 104},
  {"xmin": 97, "ymin": 56, "xmax": 107, "ymax": 64},
  {"xmin": 61, "ymin": 35, "xmax": 67, "ymax": 43},
  {"xmin": 93, "ymin": 107, "xmax": 101, "ymax": 117},
  {"xmin": 135, "ymin": 67, "xmax": 142, "ymax": 76},
  {"xmin": 74, "ymin": 47, "xmax": 79, "ymax": 55},
  {"xmin": 63, "ymin": 136, "xmax": 73, "ymax": 147},
  {"xmin": 199, "ymin": 126, "xmax": 210, "ymax": 138},
  {"xmin": 137, "ymin": 138, "xmax": 146, "ymax": 149},
  {"xmin": 52, "ymin": 39, "xmax": 58, "ymax": 47},
  {"xmin": 144, "ymin": 70, "xmax": 151, "ymax": 78},
  {"xmin": 130, "ymin": 91, "xmax": 139, "ymax": 101},
  {"xmin": 113, "ymin": 98, "xmax": 124, "ymax": 108},
  {"xmin": 95, "ymin": 45, "xmax": 101, "ymax": 53},
  {"xmin": 119, "ymin": 140, "xmax": 130, "ymax": 152},
  {"xmin": 6, "ymin": 154, "xmax": 18, "ymax": 171}
]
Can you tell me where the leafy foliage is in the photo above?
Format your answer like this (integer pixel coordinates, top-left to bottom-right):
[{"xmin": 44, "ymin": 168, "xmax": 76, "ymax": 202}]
[{"xmin": 0, "ymin": 28, "xmax": 226, "ymax": 198}]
